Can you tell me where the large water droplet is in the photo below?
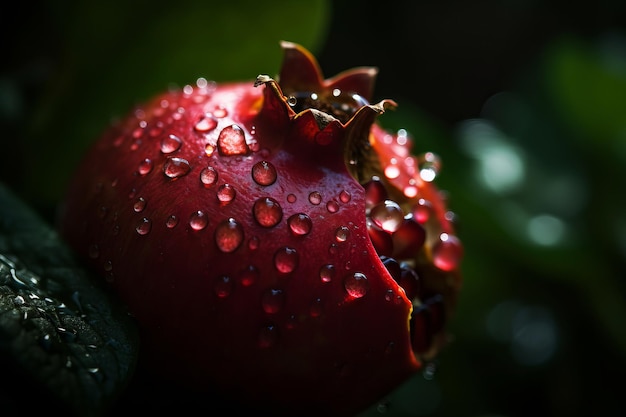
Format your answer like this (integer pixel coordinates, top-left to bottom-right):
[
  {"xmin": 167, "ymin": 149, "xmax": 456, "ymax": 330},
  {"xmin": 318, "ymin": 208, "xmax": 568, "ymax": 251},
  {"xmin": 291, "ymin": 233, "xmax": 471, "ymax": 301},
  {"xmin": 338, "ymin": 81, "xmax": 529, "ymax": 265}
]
[
  {"xmin": 344, "ymin": 272, "xmax": 369, "ymax": 298},
  {"xmin": 163, "ymin": 157, "xmax": 191, "ymax": 178},
  {"xmin": 200, "ymin": 166, "xmax": 218, "ymax": 187},
  {"xmin": 214, "ymin": 275, "xmax": 233, "ymax": 298},
  {"xmin": 136, "ymin": 217, "xmax": 152, "ymax": 235},
  {"xmin": 370, "ymin": 200, "xmax": 404, "ymax": 233},
  {"xmin": 274, "ymin": 247, "xmax": 298, "ymax": 274},
  {"xmin": 251, "ymin": 160, "xmax": 277, "ymax": 186},
  {"xmin": 215, "ymin": 218, "xmax": 244, "ymax": 253},
  {"xmin": 217, "ymin": 184, "xmax": 236, "ymax": 204},
  {"xmin": 253, "ymin": 197, "xmax": 283, "ymax": 227},
  {"xmin": 432, "ymin": 233, "xmax": 463, "ymax": 271},
  {"xmin": 261, "ymin": 289, "xmax": 284, "ymax": 314},
  {"xmin": 326, "ymin": 200, "xmax": 339, "ymax": 213},
  {"xmin": 287, "ymin": 213, "xmax": 312, "ymax": 236},
  {"xmin": 189, "ymin": 211, "xmax": 208, "ymax": 231},
  {"xmin": 217, "ymin": 124, "xmax": 249, "ymax": 155},
  {"xmin": 166, "ymin": 214, "xmax": 179, "ymax": 228},
  {"xmin": 138, "ymin": 158, "xmax": 153, "ymax": 175},
  {"xmin": 161, "ymin": 134, "xmax": 182, "ymax": 154}
]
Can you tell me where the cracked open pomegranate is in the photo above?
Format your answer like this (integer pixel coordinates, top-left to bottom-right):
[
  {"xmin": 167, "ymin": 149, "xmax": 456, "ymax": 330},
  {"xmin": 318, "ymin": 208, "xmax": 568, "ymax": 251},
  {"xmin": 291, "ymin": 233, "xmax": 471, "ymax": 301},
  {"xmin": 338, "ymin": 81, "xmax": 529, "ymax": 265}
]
[{"xmin": 58, "ymin": 41, "xmax": 463, "ymax": 416}]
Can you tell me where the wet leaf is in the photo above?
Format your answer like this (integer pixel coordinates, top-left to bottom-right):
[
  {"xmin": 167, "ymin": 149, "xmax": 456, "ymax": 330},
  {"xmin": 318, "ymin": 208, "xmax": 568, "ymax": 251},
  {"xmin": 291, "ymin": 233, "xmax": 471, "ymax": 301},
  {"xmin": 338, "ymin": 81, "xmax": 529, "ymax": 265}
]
[{"xmin": 0, "ymin": 182, "xmax": 139, "ymax": 416}]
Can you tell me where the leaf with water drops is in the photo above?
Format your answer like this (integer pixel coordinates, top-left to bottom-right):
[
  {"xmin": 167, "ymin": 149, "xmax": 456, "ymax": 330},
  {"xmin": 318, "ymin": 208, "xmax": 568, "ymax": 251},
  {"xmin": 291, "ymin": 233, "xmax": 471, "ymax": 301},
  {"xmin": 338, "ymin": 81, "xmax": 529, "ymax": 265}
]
[{"xmin": 0, "ymin": 183, "xmax": 139, "ymax": 416}]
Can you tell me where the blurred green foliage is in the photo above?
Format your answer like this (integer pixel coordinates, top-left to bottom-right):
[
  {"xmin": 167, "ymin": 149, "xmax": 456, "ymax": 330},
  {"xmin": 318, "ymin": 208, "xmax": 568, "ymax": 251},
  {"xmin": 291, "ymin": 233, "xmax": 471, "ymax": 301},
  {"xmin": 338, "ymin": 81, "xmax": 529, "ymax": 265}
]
[{"xmin": 2, "ymin": 0, "xmax": 625, "ymax": 416}]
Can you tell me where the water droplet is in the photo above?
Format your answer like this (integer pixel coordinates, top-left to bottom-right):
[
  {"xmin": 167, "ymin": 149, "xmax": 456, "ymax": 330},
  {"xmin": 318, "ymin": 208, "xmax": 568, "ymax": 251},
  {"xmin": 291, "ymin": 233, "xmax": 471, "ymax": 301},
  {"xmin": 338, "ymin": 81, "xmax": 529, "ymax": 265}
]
[
  {"xmin": 163, "ymin": 157, "xmax": 191, "ymax": 178},
  {"xmin": 413, "ymin": 198, "xmax": 433, "ymax": 224},
  {"xmin": 253, "ymin": 197, "xmax": 283, "ymax": 227},
  {"xmin": 287, "ymin": 193, "xmax": 297, "ymax": 203},
  {"xmin": 308, "ymin": 191, "xmax": 322, "ymax": 205},
  {"xmin": 214, "ymin": 275, "xmax": 232, "ymax": 298},
  {"xmin": 136, "ymin": 217, "xmax": 152, "ymax": 235},
  {"xmin": 319, "ymin": 264, "xmax": 335, "ymax": 283},
  {"xmin": 161, "ymin": 134, "xmax": 182, "ymax": 153},
  {"xmin": 103, "ymin": 260, "xmax": 113, "ymax": 272},
  {"xmin": 195, "ymin": 114, "xmax": 218, "ymax": 132},
  {"xmin": 287, "ymin": 213, "xmax": 312, "ymax": 236},
  {"xmin": 213, "ymin": 108, "xmax": 228, "ymax": 118},
  {"xmin": 339, "ymin": 190, "xmax": 351, "ymax": 203},
  {"xmin": 274, "ymin": 247, "xmax": 298, "ymax": 274},
  {"xmin": 251, "ymin": 160, "xmax": 277, "ymax": 186},
  {"xmin": 309, "ymin": 298, "xmax": 323, "ymax": 317},
  {"xmin": 335, "ymin": 226, "xmax": 350, "ymax": 242},
  {"xmin": 204, "ymin": 144, "xmax": 215, "ymax": 156},
  {"xmin": 88, "ymin": 244, "xmax": 100, "ymax": 259},
  {"xmin": 248, "ymin": 236, "xmax": 260, "ymax": 251},
  {"xmin": 326, "ymin": 200, "xmax": 339, "ymax": 213},
  {"xmin": 138, "ymin": 158, "xmax": 153, "ymax": 175},
  {"xmin": 432, "ymin": 233, "xmax": 463, "ymax": 271},
  {"xmin": 364, "ymin": 176, "xmax": 388, "ymax": 207},
  {"xmin": 166, "ymin": 214, "xmax": 179, "ymax": 228},
  {"xmin": 133, "ymin": 197, "xmax": 146, "ymax": 212},
  {"xmin": 261, "ymin": 289, "xmax": 284, "ymax": 314},
  {"xmin": 418, "ymin": 152, "xmax": 441, "ymax": 182},
  {"xmin": 239, "ymin": 265, "xmax": 258, "ymax": 286},
  {"xmin": 344, "ymin": 272, "xmax": 369, "ymax": 298},
  {"xmin": 370, "ymin": 200, "xmax": 404, "ymax": 233},
  {"xmin": 215, "ymin": 218, "xmax": 244, "ymax": 253},
  {"xmin": 217, "ymin": 124, "xmax": 249, "ymax": 155},
  {"xmin": 189, "ymin": 210, "xmax": 208, "ymax": 231},
  {"xmin": 200, "ymin": 166, "xmax": 218, "ymax": 187},
  {"xmin": 217, "ymin": 184, "xmax": 236, "ymax": 204},
  {"xmin": 258, "ymin": 325, "xmax": 277, "ymax": 348}
]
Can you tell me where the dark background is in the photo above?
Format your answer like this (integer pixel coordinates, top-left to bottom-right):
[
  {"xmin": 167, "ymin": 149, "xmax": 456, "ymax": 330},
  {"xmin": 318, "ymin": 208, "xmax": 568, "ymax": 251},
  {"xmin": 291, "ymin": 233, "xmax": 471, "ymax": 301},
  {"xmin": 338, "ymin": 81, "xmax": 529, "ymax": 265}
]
[{"xmin": 2, "ymin": 1, "xmax": 625, "ymax": 416}]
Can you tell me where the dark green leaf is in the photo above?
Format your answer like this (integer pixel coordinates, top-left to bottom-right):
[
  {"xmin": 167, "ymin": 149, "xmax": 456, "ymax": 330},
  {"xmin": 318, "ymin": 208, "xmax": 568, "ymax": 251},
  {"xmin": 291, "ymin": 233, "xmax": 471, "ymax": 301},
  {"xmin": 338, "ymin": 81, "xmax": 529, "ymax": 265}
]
[{"xmin": 0, "ymin": 183, "xmax": 138, "ymax": 416}]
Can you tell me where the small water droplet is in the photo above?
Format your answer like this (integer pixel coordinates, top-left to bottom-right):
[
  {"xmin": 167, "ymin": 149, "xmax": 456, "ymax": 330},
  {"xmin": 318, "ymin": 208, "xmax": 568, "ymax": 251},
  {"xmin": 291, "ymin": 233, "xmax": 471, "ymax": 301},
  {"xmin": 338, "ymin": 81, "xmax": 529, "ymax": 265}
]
[
  {"xmin": 161, "ymin": 134, "xmax": 182, "ymax": 153},
  {"xmin": 432, "ymin": 233, "xmax": 463, "ymax": 271},
  {"xmin": 335, "ymin": 226, "xmax": 350, "ymax": 242},
  {"xmin": 200, "ymin": 166, "xmax": 218, "ymax": 187},
  {"xmin": 274, "ymin": 247, "xmax": 298, "ymax": 274},
  {"xmin": 287, "ymin": 213, "xmax": 312, "ymax": 236},
  {"xmin": 261, "ymin": 288, "xmax": 284, "ymax": 314},
  {"xmin": 133, "ymin": 198, "xmax": 146, "ymax": 212},
  {"xmin": 326, "ymin": 200, "xmax": 339, "ymax": 213},
  {"xmin": 136, "ymin": 217, "xmax": 152, "ymax": 235},
  {"xmin": 309, "ymin": 298, "xmax": 323, "ymax": 317},
  {"xmin": 287, "ymin": 193, "xmax": 297, "ymax": 203},
  {"xmin": 339, "ymin": 190, "xmax": 351, "ymax": 203},
  {"xmin": 189, "ymin": 210, "xmax": 208, "ymax": 231},
  {"xmin": 195, "ymin": 114, "xmax": 218, "ymax": 132},
  {"xmin": 344, "ymin": 272, "xmax": 369, "ymax": 298},
  {"xmin": 253, "ymin": 197, "xmax": 283, "ymax": 227},
  {"xmin": 213, "ymin": 107, "xmax": 228, "ymax": 118},
  {"xmin": 413, "ymin": 198, "xmax": 433, "ymax": 224},
  {"xmin": 239, "ymin": 265, "xmax": 259, "ymax": 286},
  {"xmin": 88, "ymin": 244, "xmax": 100, "ymax": 259},
  {"xmin": 217, "ymin": 124, "xmax": 249, "ymax": 155},
  {"xmin": 166, "ymin": 214, "xmax": 179, "ymax": 228},
  {"xmin": 138, "ymin": 158, "xmax": 153, "ymax": 175},
  {"xmin": 103, "ymin": 260, "xmax": 113, "ymax": 272},
  {"xmin": 308, "ymin": 191, "xmax": 322, "ymax": 205},
  {"xmin": 204, "ymin": 143, "xmax": 215, "ymax": 156},
  {"xmin": 217, "ymin": 184, "xmax": 236, "ymax": 204},
  {"xmin": 163, "ymin": 157, "xmax": 191, "ymax": 178},
  {"xmin": 251, "ymin": 160, "xmax": 277, "ymax": 186},
  {"xmin": 248, "ymin": 236, "xmax": 260, "ymax": 251},
  {"xmin": 214, "ymin": 275, "xmax": 232, "ymax": 298},
  {"xmin": 215, "ymin": 218, "xmax": 244, "ymax": 253},
  {"xmin": 258, "ymin": 325, "xmax": 277, "ymax": 348},
  {"xmin": 319, "ymin": 264, "xmax": 335, "ymax": 283},
  {"xmin": 418, "ymin": 152, "xmax": 441, "ymax": 182},
  {"xmin": 370, "ymin": 200, "xmax": 404, "ymax": 232}
]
